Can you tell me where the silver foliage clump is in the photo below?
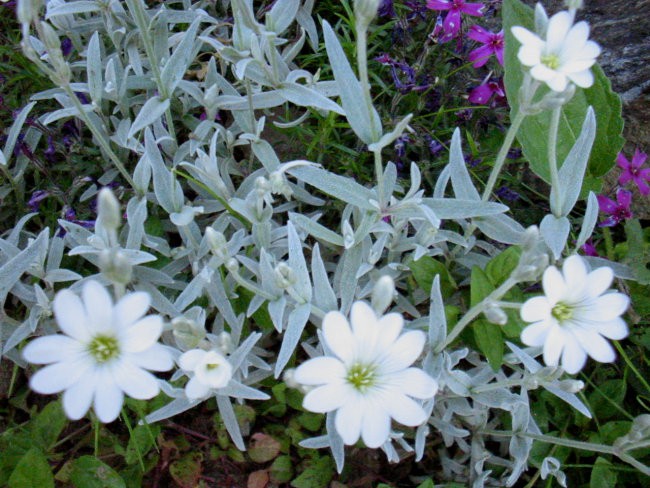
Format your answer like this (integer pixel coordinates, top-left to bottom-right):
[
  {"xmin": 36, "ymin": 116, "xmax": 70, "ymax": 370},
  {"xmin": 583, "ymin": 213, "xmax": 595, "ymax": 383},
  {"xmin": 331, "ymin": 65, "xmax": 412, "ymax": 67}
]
[{"xmin": 1, "ymin": 0, "xmax": 644, "ymax": 485}]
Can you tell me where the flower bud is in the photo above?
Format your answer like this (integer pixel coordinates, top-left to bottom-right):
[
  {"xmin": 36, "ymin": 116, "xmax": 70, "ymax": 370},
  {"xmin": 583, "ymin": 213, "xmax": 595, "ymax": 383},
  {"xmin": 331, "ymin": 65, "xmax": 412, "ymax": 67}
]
[
  {"xmin": 205, "ymin": 227, "xmax": 228, "ymax": 258},
  {"xmin": 354, "ymin": 0, "xmax": 379, "ymax": 29},
  {"xmin": 225, "ymin": 257, "xmax": 239, "ymax": 272},
  {"xmin": 172, "ymin": 316, "xmax": 207, "ymax": 350},
  {"xmin": 371, "ymin": 275, "xmax": 395, "ymax": 315},
  {"xmin": 564, "ymin": 0, "xmax": 584, "ymax": 10},
  {"xmin": 557, "ymin": 379, "xmax": 584, "ymax": 393},
  {"xmin": 97, "ymin": 188, "xmax": 122, "ymax": 232},
  {"xmin": 99, "ymin": 248, "xmax": 133, "ymax": 285},
  {"xmin": 483, "ymin": 303, "xmax": 508, "ymax": 326},
  {"xmin": 215, "ymin": 331, "xmax": 234, "ymax": 355},
  {"xmin": 274, "ymin": 262, "xmax": 295, "ymax": 289}
]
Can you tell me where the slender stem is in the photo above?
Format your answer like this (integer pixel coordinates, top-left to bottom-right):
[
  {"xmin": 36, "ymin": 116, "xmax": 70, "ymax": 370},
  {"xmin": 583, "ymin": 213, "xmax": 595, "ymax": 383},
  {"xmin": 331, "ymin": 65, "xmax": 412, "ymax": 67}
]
[
  {"xmin": 481, "ymin": 429, "xmax": 650, "ymax": 476},
  {"xmin": 548, "ymin": 106, "xmax": 563, "ymax": 216},
  {"xmin": 615, "ymin": 341, "xmax": 650, "ymax": 394},
  {"xmin": 602, "ymin": 227, "xmax": 615, "ymax": 260},
  {"xmin": 482, "ymin": 109, "xmax": 526, "ymax": 201},
  {"xmin": 436, "ymin": 277, "xmax": 518, "ymax": 352},
  {"xmin": 121, "ymin": 409, "xmax": 145, "ymax": 472},
  {"xmin": 373, "ymin": 149, "xmax": 385, "ymax": 208},
  {"xmin": 61, "ymin": 85, "xmax": 136, "ymax": 188}
]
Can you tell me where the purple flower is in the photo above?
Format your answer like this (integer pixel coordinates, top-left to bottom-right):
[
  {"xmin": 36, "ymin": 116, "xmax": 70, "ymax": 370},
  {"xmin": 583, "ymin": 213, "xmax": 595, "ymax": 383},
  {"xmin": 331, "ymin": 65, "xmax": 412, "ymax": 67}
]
[
  {"xmin": 425, "ymin": 135, "xmax": 443, "ymax": 156},
  {"xmin": 597, "ymin": 189, "xmax": 633, "ymax": 227},
  {"xmin": 378, "ymin": 0, "xmax": 396, "ymax": 17},
  {"xmin": 580, "ymin": 240, "xmax": 600, "ymax": 257},
  {"xmin": 467, "ymin": 26, "xmax": 504, "ymax": 67},
  {"xmin": 495, "ymin": 185, "xmax": 520, "ymax": 202},
  {"xmin": 468, "ymin": 78, "xmax": 505, "ymax": 105},
  {"xmin": 44, "ymin": 135, "xmax": 57, "ymax": 162},
  {"xmin": 28, "ymin": 190, "xmax": 50, "ymax": 212},
  {"xmin": 394, "ymin": 134, "xmax": 411, "ymax": 160},
  {"xmin": 374, "ymin": 53, "xmax": 394, "ymax": 65},
  {"xmin": 61, "ymin": 37, "xmax": 73, "ymax": 57},
  {"xmin": 617, "ymin": 149, "xmax": 650, "ymax": 195},
  {"xmin": 426, "ymin": 0, "xmax": 484, "ymax": 38}
]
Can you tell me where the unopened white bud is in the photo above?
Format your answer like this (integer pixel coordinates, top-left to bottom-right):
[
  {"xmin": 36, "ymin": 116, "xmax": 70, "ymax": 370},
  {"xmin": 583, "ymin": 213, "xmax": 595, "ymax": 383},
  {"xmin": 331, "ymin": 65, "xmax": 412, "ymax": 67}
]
[
  {"xmin": 354, "ymin": 0, "xmax": 379, "ymax": 29},
  {"xmin": 97, "ymin": 188, "xmax": 121, "ymax": 232},
  {"xmin": 557, "ymin": 379, "xmax": 584, "ymax": 394},
  {"xmin": 225, "ymin": 257, "xmax": 239, "ymax": 272},
  {"xmin": 283, "ymin": 368, "xmax": 300, "ymax": 389},
  {"xmin": 371, "ymin": 275, "xmax": 396, "ymax": 315},
  {"xmin": 483, "ymin": 303, "xmax": 508, "ymax": 326},
  {"xmin": 172, "ymin": 316, "xmax": 206, "ymax": 350},
  {"xmin": 564, "ymin": 0, "xmax": 584, "ymax": 10},
  {"xmin": 215, "ymin": 331, "xmax": 234, "ymax": 355},
  {"xmin": 205, "ymin": 227, "xmax": 228, "ymax": 258},
  {"xmin": 274, "ymin": 262, "xmax": 295, "ymax": 289},
  {"xmin": 99, "ymin": 248, "xmax": 133, "ymax": 285}
]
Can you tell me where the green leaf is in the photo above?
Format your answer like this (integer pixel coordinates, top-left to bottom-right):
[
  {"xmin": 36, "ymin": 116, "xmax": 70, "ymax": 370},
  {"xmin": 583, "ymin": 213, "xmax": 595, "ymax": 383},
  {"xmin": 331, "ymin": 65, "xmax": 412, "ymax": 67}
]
[
  {"xmin": 8, "ymin": 448, "xmax": 54, "ymax": 488},
  {"xmin": 169, "ymin": 453, "xmax": 203, "ymax": 488},
  {"xmin": 474, "ymin": 319, "xmax": 504, "ymax": 370},
  {"xmin": 409, "ymin": 256, "xmax": 457, "ymax": 298},
  {"xmin": 486, "ymin": 246, "xmax": 522, "ymax": 285},
  {"xmin": 124, "ymin": 424, "xmax": 160, "ymax": 465},
  {"xmin": 502, "ymin": 0, "xmax": 624, "ymax": 183},
  {"xmin": 70, "ymin": 456, "xmax": 126, "ymax": 488},
  {"xmin": 269, "ymin": 456, "xmax": 294, "ymax": 484},
  {"xmin": 624, "ymin": 219, "xmax": 650, "ymax": 284},
  {"xmin": 589, "ymin": 379, "xmax": 627, "ymax": 420},
  {"xmin": 30, "ymin": 401, "xmax": 67, "ymax": 451},
  {"xmin": 416, "ymin": 480, "xmax": 435, "ymax": 488},
  {"xmin": 470, "ymin": 266, "xmax": 494, "ymax": 307},
  {"xmin": 590, "ymin": 457, "xmax": 618, "ymax": 488},
  {"xmin": 290, "ymin": 456, "xmax": 334, "ymax": 488}
]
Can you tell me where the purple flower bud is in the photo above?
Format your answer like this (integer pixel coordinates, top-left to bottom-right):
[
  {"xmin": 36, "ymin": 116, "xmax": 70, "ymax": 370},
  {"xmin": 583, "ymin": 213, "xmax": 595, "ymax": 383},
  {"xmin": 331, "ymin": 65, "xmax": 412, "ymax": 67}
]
[
  {"xmin": 60, "ymin": 37, "xmax": 73, "ymax": 57},
  {"xmin": 495, "ymin": 185, "xmax": 520, "ymax": 202},
  {"xmin": 28, "ymin": 190, "xmax": 50, "ymax": 212},
  {"xmin": 378, "ymin": 0, "xmax": 396, "ymax": 17}
]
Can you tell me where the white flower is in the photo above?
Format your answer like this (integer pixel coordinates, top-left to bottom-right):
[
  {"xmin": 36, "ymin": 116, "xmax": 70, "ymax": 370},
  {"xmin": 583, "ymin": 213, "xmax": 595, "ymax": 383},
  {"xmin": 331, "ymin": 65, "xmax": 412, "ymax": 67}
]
[
  {"xmin": 23, "ymin": 281, "xmax": 173, "ymax": 422},
  {"xmin": 512, "ymin": 10, "xmax": 600, "ymax": 92},
  {"xmin": 294, "ymin": 301, "xmax": 438, "ymax": 448},
  {"xmin": 178, "ymin": 348, "xmax": 233, "ymax": 399},
  {"xmin": 520, "ymin": 255, "xmax": 629, "ymax": 374}
]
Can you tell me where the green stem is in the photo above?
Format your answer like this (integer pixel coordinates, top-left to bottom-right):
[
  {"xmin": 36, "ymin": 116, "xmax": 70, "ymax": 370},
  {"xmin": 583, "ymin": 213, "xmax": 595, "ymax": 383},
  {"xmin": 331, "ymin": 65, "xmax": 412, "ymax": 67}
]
[
  {"xmin": 602, "ymin": 226, "xmax": 615, "ymax": 260},
  {"xmin": 481, "ymin": 429, "xmax": 650, "ymax": 476},
  {"xmin": 121, "ymin": 409, "xmax": 145, "ymax": 472},
  {"xmin": 482, "ymin": 109, "xmax": 526, "ymax": 201},
  {"xmin": 548, "ymin": 106, "xmax": 563, "ymax": 216},
  {"xmin": 615, "ymin": 341, "xmax": 650, "ymax": 394},
  {"xmin": 373, "ymin": 149, "xmax": 385, "ymax": 208},
  {"xmin": 436, "ymin": 278, "xmax": 518, "ymax": 352}
]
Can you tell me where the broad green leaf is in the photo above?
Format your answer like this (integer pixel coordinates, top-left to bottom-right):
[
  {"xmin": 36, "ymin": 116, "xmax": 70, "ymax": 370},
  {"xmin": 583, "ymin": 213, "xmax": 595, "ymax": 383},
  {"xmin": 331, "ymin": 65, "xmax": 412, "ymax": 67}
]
[
  {"xmin": 290, "ymin": 455, "xmax": 334, "ymax": 488},
  {"xmin": 269, "ymin": 455, "xmax": 294, "ymax": 484},
  {"xmin": 471, "ymin": 267, "xmax": 503, "ymax": 369},
  {"xmin": 624, "ymin": 219, "xmax": 650, "ymax": 284},
  {"xmin": 124, "ymin": 424, "xmax": 160, "ymax": 465},
  {"xmin": 70, "ymin": 456, "xmax": 126, "ymax": 488},
  {"xmin": 589, "ymin": 379, "xmax": 626, "ymax": 420},
  {"xmin": 169, "ymin": 453, "xmax": 202, "ymax": 488},
  {"xmin": 30, "ymin": 401, "xmax": 67, "ymax": 451},
  {"xmin": 8, "ymin": 448, "xmax": 54, "ymax": 488},
  {"xmin": 503, "ymin": 0, "xmax": 624, "ymax": 183},
  {"xmin": 409, "ymin": 256, "xmax": 457, "ymax": 298},
  {"xmin": 486, "ymin": 246, "xmax": 522, "ymax": 285},
  {"xmin": 590, "ymin": 457, "xmax": 618, "ymax": 488},
  {"xmin": 470, "ymin": 266, "xmax": 494, "ymax": 307}
]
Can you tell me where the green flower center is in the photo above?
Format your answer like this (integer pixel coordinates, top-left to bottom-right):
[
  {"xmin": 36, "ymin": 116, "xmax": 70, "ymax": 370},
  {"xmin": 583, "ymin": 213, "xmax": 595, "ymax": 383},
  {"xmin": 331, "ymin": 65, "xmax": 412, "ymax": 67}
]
[
  {"xmin": 87, "ymin": 335, "xmax": 120, "ymax": 363},
  {"xmin": 206, "ymin": 363, "xmax": 220, "ymax": 371},
  {"xmin": 552, "ymin": 302, "xmax": 573, "ymax": 322},
  {"xmin": 541, "ymin": 53, "xmax": 561, "ymax": 70},
  {"xmin": 346, "ymin": 363, "xmax": 376, "ymax": 392}
]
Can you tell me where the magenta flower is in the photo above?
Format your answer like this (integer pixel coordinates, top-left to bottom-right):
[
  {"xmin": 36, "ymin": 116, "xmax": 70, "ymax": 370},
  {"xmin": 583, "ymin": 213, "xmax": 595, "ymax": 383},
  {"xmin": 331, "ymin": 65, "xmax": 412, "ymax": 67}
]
[
  {"xmin": 597, "ymin": 189, "xmax": 633, "ymax": 227},
  {"xmin": 468, "ymin": 26, "xmax": 504, "ymax": 67},
  {"xmin": 426, "ymin": 0, "xmax": 484, "ymax": 38},
  {"xmin": 580, "ymin": 240, "xmax": 599, "ymax": 257},
  {"xmin": 617, "ymin": 149, "xmax": 650, "ymax": 195},
  {"xmin": 468, "ymin": 78, "xmax": 505, "ymax": 105}
]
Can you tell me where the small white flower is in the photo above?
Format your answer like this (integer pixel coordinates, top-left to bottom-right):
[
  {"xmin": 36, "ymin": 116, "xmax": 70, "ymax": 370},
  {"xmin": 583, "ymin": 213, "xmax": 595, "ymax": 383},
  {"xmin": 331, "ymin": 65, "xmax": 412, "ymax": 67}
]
[
  {"xmin": 179, "ymin": 349, "xmax": 233, "ymax": 399},
  {"xmin": 520, "ymin": 255, "xmax": 629, "ymax": 374},
  {"xmin": 294, "ymin": 301, "xmax": 438, "ymax": 448},
  {"xmin": 512, "ymin": 10, "xmax": 600, "ymax": 92},
  {"xmin": 23, "ymin": 281, "xmax": 173, "ymax": 422}
]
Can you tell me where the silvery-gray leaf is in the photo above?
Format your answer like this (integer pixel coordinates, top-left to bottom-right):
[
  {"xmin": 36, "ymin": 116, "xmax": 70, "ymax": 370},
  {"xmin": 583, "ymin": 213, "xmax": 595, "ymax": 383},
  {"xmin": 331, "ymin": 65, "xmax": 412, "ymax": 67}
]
[
  {"xmin": 424, "ymin": 198, "xmax": 508, "ymax": 219},
  {"xmin": 0, "ymin": 230, "xmax": 48, "ymax": 308},
  {"xmin": 251, "ymin": 139, "xmax": 281, "ymax": 172},
  {"xmin": 218, "ymin": 380, "xmax": 270, "ymax": 400},
  {"xmin": 227, "ymin": 331, "xmax": 262, "ymax": 371},
  {"xmin": 266, "ymin": 0, "xmax": 299, "ymax": 34},
  {"xmin": 174, "ymin": 268, "xmax": 210, "ymax": 311},
  {"xmin": 299, "ymin": 435, "xmax": 329, "ymax": 449},
  {"xmin": 296, "ymin": 0, "xmax": 319, "ymax": 50},
  {"xmin": 449, "ymin": 128, "xmax": 480, "ymax": 201},
  {"xmin": 3, "ymin": 319, "xmax": 34, "ymax": 355},
  {"xmin": 86, "ymin": 31, "xmax": 103, "ymax": 105},
  {"xmin": 45, "ymin": 234, "xmax": 65, "ymax": 272},
  {"xmin": 128, "ymin": 96, "xmax": 170, "ymax": 138},
  {"xmin": 0, "ymin": 149, "xmax": 6, "ymax": 166},
  {"xmin": 8, "ymin": 212, "xmax": 38, "ymax": 247},
  {"xmin": 475, "ymin": 214, "xmax": 525, "ymax": 245},
  {"xmin": 544, "ymin": 383, "xmax": 592, "ymax": 418},
  {"xmin": 44, "ymin": 268, "xmax": 82, "ymax": 283},
  {"xmin": 540, "ymin": 214, "xmax": 570, "ymax": 260},
  {"xmin": 552, "ymin": 107, "xmax": 596, "ymax": 216},
  {"xmin": 429, "ymin": 275, "xmax": 446, "ymax": 350},
  {"xmin": 268, "ymin": 297, "xmax": 287, "ymax": 333},
  {"xmin": 288, "ymin": 165, "xmax": 375, "ymax": 210},
  {"xmin": 575, "ymin": 192, "xmax": 598, "ymax": 249},
  {"xmin": 205, "ymin": 276, "xmax": 239, "ymax": 328},
  {"xmin": 161, "ymin": 17, "xmax": 202, "ymax": 95},
  {"xmin": 337, "ymin": 244, "xmax": 363, "ymax": 314},
  {"xmin": 367, "ymin": 114, "xmax": 414, "ymax": 153},
  {"xmin": 275, "ymin": 302, "xmax": 311, "ymax": 377},
  {"xmin": 216, "ymin": 394, "xmax": 246, "ymax": 450},
  {"xmin": 322, "ymin": 20, "xmax": 381, "ymax": 144},
  {"xmin": 326, "ymin": 413, "xmax": 346, "ymax": 473},
  {"xmin": 583, "ymin": 256, "xmax": 634, "ymax": 280},
  {"xmin": 278, "ymin": 82, "xmax": 344, "ymax": 114},
  {"xmin": 311, "ymin": 243, "xmax": 338, "ymax": 312},
  {"xmin": 505, "ymin": 342, "xmax": 542, "ymax": 373},
  {"xmin": 144, "ymin": 397, "xmax": 202, "ymax": 424},
  {"xmin": 145, "ymin": 128, "xmax": 183, "ymax": 214},
  {"xmin": 126, "ymin": 196, "xmax": 147, "ymax": 250},
  {"xmin": 3, "ymin": 101, "xmax": 36, "ymax": 166},
  {"xmin": 281, "ymin": 27, "xmax": 306, "ymax": 65},
  {"xmin": 429, "ymin": 417, "xmax": 470, "ymax": 439},
  {"xmin": 379, "ymin": 162, "xmax": 398, "ymax": 206},
  {"xmin": 289, "ymin": 212, "xmax": 344, "ymax": 247},
  {"xmin": 45, "ymin": 0, "xmax": 102, "ymax": 18}
]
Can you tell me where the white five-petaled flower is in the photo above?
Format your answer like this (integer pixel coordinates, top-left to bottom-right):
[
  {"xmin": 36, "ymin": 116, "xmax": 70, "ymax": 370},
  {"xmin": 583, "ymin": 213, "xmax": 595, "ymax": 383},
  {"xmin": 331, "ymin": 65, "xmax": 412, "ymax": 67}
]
[
  {"xmin": 294, "ymin": 301, "xmax": 438, "ymax": 448},
  {"xmin": 520, "ymin": 255, "xmax": 629, "ymax": 374},
  {"xmin": 23, "ymin": 281, "xmax": 173, "ymax": 423},
  {"xmin": 512, "ymin": 10, "xmax": 600, "ymax": 92},
  {"xmin": 178, "ymin": 348, "xmax": 233, "ymax": 399}
]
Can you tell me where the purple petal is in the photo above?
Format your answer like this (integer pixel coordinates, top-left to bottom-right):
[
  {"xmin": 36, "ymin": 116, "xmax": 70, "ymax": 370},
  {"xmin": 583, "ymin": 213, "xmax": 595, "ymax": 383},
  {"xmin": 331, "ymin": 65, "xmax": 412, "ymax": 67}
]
[
  {"xmin": 443, "ymin": 10, "xmax": 461, "ymax": 37},
  {"xmin": 461, "ymin": 2, "xmax": 485, "ymax": 17},
  {"xmin": 616, "ymin": 189, "xmax": 632, "ymax": 209},
  {"xmin": 468, "ymin": 84, "xmax": 493, "ymax": 104},
  {"xmin": 596, "ymin": 195, "xmax": 617, "ymax": 214},
  {"xmin": 468, "ymin": 25, "xmax": 492, "ymax": 43},
  {"xmin": 632, "ymin": 149, "xmax": 648, "ymax": 167},
  {"xmin": 426, "ymin": 0, "xmax": 451, "ymax": 11},
  {"xmin": 468, "ymin": 44, "xmax": 493, "ymax": 68}
]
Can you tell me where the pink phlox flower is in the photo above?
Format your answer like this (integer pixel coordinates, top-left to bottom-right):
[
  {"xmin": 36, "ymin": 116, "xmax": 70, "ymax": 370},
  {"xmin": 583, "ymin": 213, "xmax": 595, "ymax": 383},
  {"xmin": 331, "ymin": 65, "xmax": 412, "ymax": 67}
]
[
  {"xmin": 580, "ymin": 239, "xmax": 600, "ymax": 257},
  {"xmin": 597, "ymin": 189, "xmax": 633, "ymax": 227},
  {"xmin": 617, "ymin": 149, "xmax": 650, "ymax": 195},
  {"xmin": 468, "ymin": 26, "xmax": 504, "ymax": 67},
  {"xmin": 468, "ymin": 78, "xmax": 505, "ymax": 105},
  {"xmin": 426, "ymin": 0, "xmax": 484, "ymax": 38}
]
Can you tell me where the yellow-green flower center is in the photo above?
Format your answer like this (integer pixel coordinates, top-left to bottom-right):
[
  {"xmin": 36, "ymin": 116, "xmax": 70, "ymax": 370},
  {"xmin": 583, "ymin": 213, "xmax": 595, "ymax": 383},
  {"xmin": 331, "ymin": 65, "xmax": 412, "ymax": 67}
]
[
  {"xmin": 552, "ymin": 302, "xmax": 573, "ymax": 322},
  {"xmin": 541, "ymin": 53, "xmax": 561, "ymax": 70},
  {"xmin": 88, "ymin": 334, "xmax": 120, "ymax": 363},
  {"xmin": 346, "ymin": 363, "xmax": 376, "ymax": 392},
  {"xmin": 206, "ymin": 362, "xmax": 220, "ymax": 371}
]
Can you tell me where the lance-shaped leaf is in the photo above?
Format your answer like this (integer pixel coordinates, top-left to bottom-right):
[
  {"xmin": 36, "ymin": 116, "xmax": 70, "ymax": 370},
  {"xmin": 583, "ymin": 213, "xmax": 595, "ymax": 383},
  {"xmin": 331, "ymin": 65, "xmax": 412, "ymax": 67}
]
[
  {"xmin": 0, "ymin": 230, "xmax": 48, "ymax": 307},
  {"xmin": 287, "ymin": 221, "xmax": 312, "ymax": 302},
  {"xmin": 128, "ymin": 96, "xmax": 170, "ymax": 139},
  {"xmin": 161, "ymin": 17, "xmax": 202, "ymax": 95},
  {"xmin": 540, "ymin": 214, "xmax": 570, "ymax": 260},
  {"xmin": 576, "ymin": 192, "xmax": 599, "ymax": 250},
  {"xmin": 275, "ymin": 302, "xmax": 311, "ymax": 377},
  {"xmin": 86, "ymin": 32, "xmax": 103, "ymax": 105},
  {"xmin": 266, "ymin": 0, "xmax": 300, "ymax": 35},
  {"xmin": 3, "ymin": 101, "xmax": 36, "ymax": 167},
  {"xmin": 448, "ymin": 128, "xmax": 480, "ymax": 201},
  {"xmin": 322, "ymin": 20, "xmax": 381, "ymax": 144}
]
